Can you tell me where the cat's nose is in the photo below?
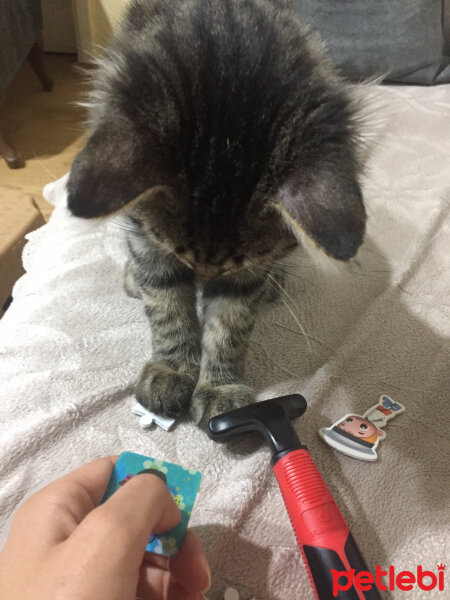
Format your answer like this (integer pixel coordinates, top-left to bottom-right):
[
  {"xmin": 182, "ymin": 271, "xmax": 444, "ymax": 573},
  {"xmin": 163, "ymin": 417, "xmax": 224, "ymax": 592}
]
[{"xmin": 196, "ymin": 264, "xmax": 221, "ymax": 280}]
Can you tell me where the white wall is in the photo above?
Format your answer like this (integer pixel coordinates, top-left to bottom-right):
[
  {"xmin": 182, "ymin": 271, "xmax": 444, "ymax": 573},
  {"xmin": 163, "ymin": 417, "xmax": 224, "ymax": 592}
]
[
  {"xmin": 42, "ymin": 0, "xmax": 77, "ymax": 53},
  {"xmin": 71, "ymin": 0, "xmax": 132, "ymax": 62},
  {"xmin": 88, "ymin": 0, "xmax": 132, "ymax": 48}
]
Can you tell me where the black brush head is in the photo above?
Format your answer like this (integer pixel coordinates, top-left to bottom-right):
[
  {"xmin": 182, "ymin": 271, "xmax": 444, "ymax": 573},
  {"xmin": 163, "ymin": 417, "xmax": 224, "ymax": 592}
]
[{"xmin": 208, "ymin": 394, "xmax": 307, "ymax": 463}]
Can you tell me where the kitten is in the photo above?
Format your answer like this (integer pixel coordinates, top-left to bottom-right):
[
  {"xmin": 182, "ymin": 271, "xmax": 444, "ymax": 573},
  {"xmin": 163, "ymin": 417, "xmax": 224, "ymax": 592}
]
[{"xmin": 67, "ymin": 0, "xmax": 365, "ymax": 427}]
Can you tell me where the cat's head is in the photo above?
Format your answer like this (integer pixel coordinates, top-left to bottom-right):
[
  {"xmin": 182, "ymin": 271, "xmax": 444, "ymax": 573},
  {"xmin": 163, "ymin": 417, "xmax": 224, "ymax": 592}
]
[
  {"xmin": 67, "ymin": 0, "xmax": 366, "ymax": 277},
  {"xmin": 68, "ymin": 119, "xmax": 365, "ymax": 280},
  {"xmin": 122, "ymin": 184, "xmax": 298, "ymax": 279}
]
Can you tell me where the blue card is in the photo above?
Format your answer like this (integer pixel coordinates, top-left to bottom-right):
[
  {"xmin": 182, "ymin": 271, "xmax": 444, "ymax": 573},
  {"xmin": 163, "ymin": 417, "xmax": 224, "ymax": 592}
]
[{"xmin": 101, "ymin": 451, "xmax": 202, "ymax": 557}]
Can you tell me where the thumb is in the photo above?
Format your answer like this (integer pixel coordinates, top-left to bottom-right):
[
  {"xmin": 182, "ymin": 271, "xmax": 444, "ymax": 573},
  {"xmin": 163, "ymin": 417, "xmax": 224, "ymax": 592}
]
[{"xmin": 74, "ymin": 472, "xmax": 181, "ymax": 568}]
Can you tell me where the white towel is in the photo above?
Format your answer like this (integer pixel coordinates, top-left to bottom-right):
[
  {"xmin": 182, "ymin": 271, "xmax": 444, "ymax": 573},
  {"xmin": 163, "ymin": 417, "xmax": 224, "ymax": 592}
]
[{"xmin": 1, "ymin": 85, "xmax": 449, "ymax": 599}]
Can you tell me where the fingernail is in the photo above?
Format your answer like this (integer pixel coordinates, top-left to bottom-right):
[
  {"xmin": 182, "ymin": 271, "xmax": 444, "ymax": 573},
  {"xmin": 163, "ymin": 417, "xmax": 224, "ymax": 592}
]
[
  {"xmin": 137, "ymin": 468, "xmax": 168, "ymax": 485},
  {"xmin": 200, "ymin": 554, "xmax": 211, "ymax": 592}
]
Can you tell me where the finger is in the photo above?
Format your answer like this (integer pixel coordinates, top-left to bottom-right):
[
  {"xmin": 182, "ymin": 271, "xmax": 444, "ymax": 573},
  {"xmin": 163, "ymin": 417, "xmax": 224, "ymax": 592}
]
[
  {"xmin": 142, "ymin": 531, "xmax": 210, "ymax": 593},
  {"xmin": 142, "ymin": 532, "xmax": 210, "ymax": 594},
  {"xmin": 11, "ymin": 456, "xmax": 118, "ymax": 546},
  {"xmin": 169, "ymin": 530, "xmax": 211, "ymax": 594},
  {"xmin": 72, "ymin": 472, "xmax": 181, "ymax": 570},
  {"xmin": 144, "ymin": 551, "xmax": 169, "ymax": 570},
  {"xmin": 138, "ymin": 563, "xmax": 206, "ymax": 600}
]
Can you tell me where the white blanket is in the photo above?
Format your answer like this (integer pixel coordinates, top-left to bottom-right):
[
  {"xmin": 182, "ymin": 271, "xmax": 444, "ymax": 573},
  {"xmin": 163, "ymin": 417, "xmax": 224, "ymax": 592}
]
[{"xmin": 1, "ymin": 84, "xmax": 449, "ymax": 599}]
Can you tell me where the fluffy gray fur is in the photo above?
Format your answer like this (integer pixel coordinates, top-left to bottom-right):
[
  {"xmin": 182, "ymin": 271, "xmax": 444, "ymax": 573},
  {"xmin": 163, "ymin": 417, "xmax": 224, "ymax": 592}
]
[{"xmin": 67, "ymin": 0, "xmax": 366, "ymax": 427}]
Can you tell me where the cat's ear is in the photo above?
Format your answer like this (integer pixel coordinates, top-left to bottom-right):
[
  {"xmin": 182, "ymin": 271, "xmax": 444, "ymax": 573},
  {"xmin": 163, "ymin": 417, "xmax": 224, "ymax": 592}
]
[
  {"xmin": 277, "ymin": 165, "xmax": 366, "ymax": 261},
  {"xmin": 67, "ymin": 124, "xmax": 160, "ymax": 218}
]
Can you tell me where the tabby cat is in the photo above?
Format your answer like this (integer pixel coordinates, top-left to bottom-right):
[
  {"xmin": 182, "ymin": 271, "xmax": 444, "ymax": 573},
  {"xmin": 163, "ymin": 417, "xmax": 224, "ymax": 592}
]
[{"xmin": 67, "ymin": 0, "xmax": 365, "ymax": 427}]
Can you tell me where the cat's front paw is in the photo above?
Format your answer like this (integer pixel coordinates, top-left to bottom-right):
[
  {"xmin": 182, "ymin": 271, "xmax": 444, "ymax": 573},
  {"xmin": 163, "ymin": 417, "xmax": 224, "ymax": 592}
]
[
  {"xmin": 135, "ymin": 362, "xmax": 196, "ymax": 418},
  {"xmin": 123, "ymin": 261, "xmax": 142, "ymax": 299},
  {"xmin": 190, "ymin": 382, "xmax": 256, "ymax": 427}
]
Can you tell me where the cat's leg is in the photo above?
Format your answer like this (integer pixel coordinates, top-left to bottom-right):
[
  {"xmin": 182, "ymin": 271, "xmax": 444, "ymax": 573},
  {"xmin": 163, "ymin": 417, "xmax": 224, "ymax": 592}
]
[
  {"xmin": 190, "ymin": 272, "xmax": 267, "ymax": 426},
  {"xmin": 128, "ymin": 249, "xmax": 201, "ymax": 418},
  {"xmin": 123, "ymin": 260, "xmax": 142, "ymax": 299}
]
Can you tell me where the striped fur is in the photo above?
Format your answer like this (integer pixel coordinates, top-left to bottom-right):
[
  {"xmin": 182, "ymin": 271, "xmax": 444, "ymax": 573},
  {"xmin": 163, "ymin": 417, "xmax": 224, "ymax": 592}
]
[
  {"xmin": 67, "ymin": 0, "xmax": 366, "ymax": 425},
  {"xmin": 126, "ymin": 224, "xmax": 273, "ymax": 423}
]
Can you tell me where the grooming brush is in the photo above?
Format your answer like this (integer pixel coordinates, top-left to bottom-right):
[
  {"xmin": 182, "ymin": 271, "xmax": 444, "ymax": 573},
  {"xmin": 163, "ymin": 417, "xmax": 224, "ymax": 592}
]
[{"xmin": 208, "ymin": 394, "xmax": 382, "ymax": 600}]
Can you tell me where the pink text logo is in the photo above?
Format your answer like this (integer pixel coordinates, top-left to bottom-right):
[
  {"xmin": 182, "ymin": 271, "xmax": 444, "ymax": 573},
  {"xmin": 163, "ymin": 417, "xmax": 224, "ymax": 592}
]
[{"xmin": 331, "ymin": 564, "xmax": 445, "ymax": 597}]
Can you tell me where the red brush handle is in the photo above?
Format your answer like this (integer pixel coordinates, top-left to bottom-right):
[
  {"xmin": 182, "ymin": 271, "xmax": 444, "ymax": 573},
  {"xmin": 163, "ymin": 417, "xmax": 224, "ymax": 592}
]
[{"xmin": 273, "ymin": 449, "xmax": 381, "ymax": 600}]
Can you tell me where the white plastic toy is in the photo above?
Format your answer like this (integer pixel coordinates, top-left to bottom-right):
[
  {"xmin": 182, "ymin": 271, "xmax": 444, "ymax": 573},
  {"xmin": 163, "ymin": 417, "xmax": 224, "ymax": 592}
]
[
  {"xmin": 319, "ymin": 395, "xmax": 405, "ymax": 461},
  {"xmin": 131, "ymin": 402, "xmax": 176, "ymax": 431}
]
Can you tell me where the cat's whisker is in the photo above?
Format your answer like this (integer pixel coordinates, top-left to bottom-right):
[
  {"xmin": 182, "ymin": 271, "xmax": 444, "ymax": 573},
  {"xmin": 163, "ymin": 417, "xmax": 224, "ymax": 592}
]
[
  {"xmin": 264, "ymin": 277, "xmax": 314, "ymax": 355},
  {"xmin": 262, "ymin": 264, "xmax": 308, "ymax": 283},
  {"xmin": 274, "ymin": 255, "xmax": 388, "ymax": 279},
  {"xmin": 255, "ymin": 261, "xmax": 316, "ymax": 288},
  {"xmin": 109, "ymin": 216, "xmax": 138, "ymax": 233},
  {"xmin": 248, "ymin": 259, "xmax": 314, "ymax": 355},
  {"xmin": 264, "ymin": 271, "xmax": 313, "ymax": 355}
]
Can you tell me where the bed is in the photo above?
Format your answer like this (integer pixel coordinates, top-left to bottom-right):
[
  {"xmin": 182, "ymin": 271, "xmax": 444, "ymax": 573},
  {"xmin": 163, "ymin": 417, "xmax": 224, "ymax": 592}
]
[{"xmin": 0, "ymin": 82, "xmax": 449, "ymax": 599}]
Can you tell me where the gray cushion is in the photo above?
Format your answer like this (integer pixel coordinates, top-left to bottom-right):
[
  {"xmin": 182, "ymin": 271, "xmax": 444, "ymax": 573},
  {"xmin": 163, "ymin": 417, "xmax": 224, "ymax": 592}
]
[{"xmin": 294, "ymin": 0, "xmax": 450, "ymax": 84}]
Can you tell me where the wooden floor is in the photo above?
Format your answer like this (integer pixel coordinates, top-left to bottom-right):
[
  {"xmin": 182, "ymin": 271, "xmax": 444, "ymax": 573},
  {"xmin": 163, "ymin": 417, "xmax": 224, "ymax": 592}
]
[{"xmin": 0, "ymin": 54, "xmax": 87, "ymax": 220}]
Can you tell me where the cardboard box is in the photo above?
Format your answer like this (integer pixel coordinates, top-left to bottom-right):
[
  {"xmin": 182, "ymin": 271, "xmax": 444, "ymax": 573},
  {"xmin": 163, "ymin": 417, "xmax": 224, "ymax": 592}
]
[{"xmin": 0, "ymin": 188, "xmax": 45, "ymax": 313}]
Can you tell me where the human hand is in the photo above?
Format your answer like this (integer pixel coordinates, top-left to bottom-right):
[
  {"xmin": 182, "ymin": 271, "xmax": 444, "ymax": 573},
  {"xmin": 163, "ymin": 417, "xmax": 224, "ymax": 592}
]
[{"xmin": 0, "ymin": 456, "xmax": 210, "ymax": 599}]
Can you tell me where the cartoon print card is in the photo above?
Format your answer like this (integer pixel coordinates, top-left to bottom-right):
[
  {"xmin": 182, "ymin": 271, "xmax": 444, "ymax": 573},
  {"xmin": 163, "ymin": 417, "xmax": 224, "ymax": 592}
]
[
  {"xmin": 319, "ymin": 395, "xmax": 405, "ymax": 461},
  {"xmin": 101, "ymin": 451, "xmax": 202, "ymax": 557}
]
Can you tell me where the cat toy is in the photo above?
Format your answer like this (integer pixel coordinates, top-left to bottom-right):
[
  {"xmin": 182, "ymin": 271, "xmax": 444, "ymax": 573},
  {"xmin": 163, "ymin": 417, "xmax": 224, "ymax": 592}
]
[
  {"xmin": 101, "ymin": 451, "xmax": 202, "ymax": 557},
  {"xmin": 208, "ymin": 394, "xmax": 382, "ymax": 600},
  {"xmin": 131, "ymin": 401, "xmax": 176, "ymax": 431},
  {"xmin": 319, "ymin": 395, "xmax": 405, "ymax": 461}
]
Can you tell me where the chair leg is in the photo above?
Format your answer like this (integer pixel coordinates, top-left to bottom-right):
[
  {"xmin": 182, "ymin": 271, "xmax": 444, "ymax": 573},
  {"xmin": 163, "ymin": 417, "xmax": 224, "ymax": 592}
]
[
  {"xmin": 27, "ymin": 36, "xmax": 54, "ymax": 92},
  {"xmin": 0, "ymin": 106, "xmax": 23, "ymax": 169}
]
